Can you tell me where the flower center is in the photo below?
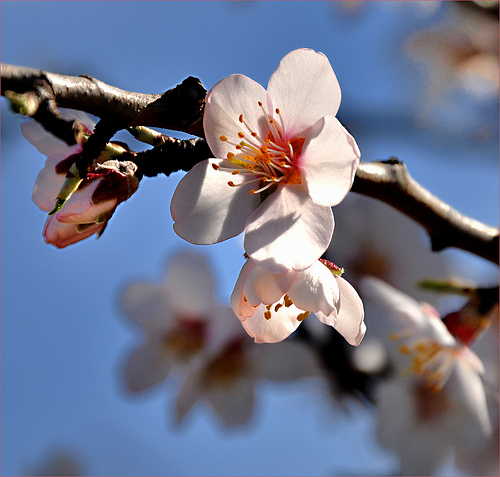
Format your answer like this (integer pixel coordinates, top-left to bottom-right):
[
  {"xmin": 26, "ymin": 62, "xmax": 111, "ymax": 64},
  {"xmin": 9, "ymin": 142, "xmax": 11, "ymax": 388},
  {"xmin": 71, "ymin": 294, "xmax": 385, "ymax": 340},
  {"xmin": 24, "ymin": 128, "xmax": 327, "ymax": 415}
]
[
  {"xmin": 391, "ymin": 333, "xmax": 459, "ymax": 391},
  {"xmin": 244, "ymin": 293, "xmax": 310, "ymax": 322},
  {"xmin": 162, "ymin": 318, "xmax": 206, "ymax": 360},
  {"xmin": 202, "ymin": 337, "xmax": 248, "ymax": 388},
  {"xmin": 213, "ymin": 102, "xmax": 305, "ymax": 196}
]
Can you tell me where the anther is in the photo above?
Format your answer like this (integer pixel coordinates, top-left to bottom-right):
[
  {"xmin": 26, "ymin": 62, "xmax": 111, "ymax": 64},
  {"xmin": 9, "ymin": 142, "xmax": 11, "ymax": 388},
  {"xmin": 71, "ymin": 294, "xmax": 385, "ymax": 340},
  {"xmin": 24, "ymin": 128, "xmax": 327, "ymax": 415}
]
[
  {"xmin": 232, "ymin": 170, "xmax": 240, "ymax": 175},
  {"xmin": 264, "ymin": 310, "xmax": 272, "ymax": 320},
  {"xmin": 220, "ymin": 135, "xmax": 228, "ymax": 141},
  {"xmin": 212, "ymin": 164, "xmax": 220, "ymax": 170},
  {"xmin": 239, "ymin": 114, "xmax": 244, "ymax": 123},
  {"xmin": 238, "ymin": 132, "xmax": 244, "ymax": 139},
  {"xmin": 228, "ymin": 181, "xmax": 236, "ymax": 187}
]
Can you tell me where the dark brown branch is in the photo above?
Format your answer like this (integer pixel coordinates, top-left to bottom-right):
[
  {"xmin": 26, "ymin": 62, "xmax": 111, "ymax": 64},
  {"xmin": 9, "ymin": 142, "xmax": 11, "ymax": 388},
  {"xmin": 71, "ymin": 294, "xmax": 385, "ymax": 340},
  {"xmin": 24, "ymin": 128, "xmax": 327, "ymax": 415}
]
[
  {"xmin": 1, "ymin": 63, "xmax": 206, "ymax": 137},
  {"xmin": 351, "ymin": 158, "xmax": 499, "ymax": 265}
]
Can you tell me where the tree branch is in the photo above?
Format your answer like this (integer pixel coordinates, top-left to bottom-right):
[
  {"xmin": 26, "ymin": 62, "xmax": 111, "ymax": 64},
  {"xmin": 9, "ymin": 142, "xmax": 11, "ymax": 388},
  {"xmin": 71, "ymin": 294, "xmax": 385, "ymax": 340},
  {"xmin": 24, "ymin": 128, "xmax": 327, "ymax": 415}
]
[
  {"xmin": 1, "ymin": 63, "xmax": 206, "ymax": 137},
  {"xmin": 2, "ymin": 64, "xmax": 498, "ymax": 265},
  {"xmin": 351, "ymin": 158, "xmax": 499, "ymax": 265}
]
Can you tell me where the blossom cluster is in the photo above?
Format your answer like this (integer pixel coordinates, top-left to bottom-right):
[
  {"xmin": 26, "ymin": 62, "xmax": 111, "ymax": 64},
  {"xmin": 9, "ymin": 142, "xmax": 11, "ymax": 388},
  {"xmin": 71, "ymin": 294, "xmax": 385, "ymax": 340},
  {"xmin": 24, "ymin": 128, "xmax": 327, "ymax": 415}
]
[
  {"xmin": 22, "ymin": 109, "xmax": 139, "ymax": 248},
  {"xmin": 170, "ymin": 48, "xmax": 365, "ymax": 345},
  {"xmin": 121, "ymin": 250, "xmax": 320, "ymax": 426}
]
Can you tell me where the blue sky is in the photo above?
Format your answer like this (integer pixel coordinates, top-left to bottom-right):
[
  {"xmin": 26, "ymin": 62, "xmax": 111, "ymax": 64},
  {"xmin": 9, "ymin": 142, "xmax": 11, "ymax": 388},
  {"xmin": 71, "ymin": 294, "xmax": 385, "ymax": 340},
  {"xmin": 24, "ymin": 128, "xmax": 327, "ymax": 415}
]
[{"xmin": 1, "ymin": 2, "xmax": 498, "ymax": 476}]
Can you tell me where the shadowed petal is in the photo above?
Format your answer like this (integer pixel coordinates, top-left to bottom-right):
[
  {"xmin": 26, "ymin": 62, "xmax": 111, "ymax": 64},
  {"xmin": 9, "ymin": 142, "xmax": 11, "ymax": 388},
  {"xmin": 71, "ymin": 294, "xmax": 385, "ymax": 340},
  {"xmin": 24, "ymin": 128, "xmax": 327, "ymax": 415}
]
[
  {"xmin": 300, "ymin": 116, "xmax": 360, "ymax": 207},
  {"xmin": 125, "ymin": 343, "xmax": 173, "ymax": 392},
  {"xmin": 244, "ymin": 184, "xmax": 334, "ymax": 273},
  {"xmin": 204, "ymin": 74, "xmax": 270, "ymax": 158},
  {"xmin": 171, "ymin": 159, "xmax": 260, "ymax": 244}
]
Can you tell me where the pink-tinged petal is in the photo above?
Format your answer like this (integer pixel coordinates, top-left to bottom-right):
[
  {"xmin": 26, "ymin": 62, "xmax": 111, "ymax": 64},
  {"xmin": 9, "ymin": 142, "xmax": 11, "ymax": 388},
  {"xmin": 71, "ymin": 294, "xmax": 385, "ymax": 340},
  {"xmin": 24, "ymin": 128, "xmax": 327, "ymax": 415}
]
[
  {"xmin": 171, "ymin": 159, "xmax": 260, "ymax": 245},
  {"xmin": 124, "ymin": 342, "xmax": 173, "ymax": 392},
  {"xmin": 231, "ymin": 260, "xmax": 258, "ymax": 321},
  {"xmin": 288, "ymin": 260, "xmax": 339, "ymax": 315},
  {"xmin": 42, "ymin": 216, "xmax": 103, "ymax": 248},
  {"xmin": 204, "ymin": 74, "xmax": 269, "ymax": 158},
  {"xmin": 300, "ymin": 116, "xmax": 360, "ymax": 207},
  {"xmin": 244, "ymin": 184, "xmax": 334, "ymax": 273},
  {"xmin": 267, "ymin": 48, "xmax": 341, "ymax": 138},
  {"xmin": 21, "ymin": 109, "xmax": 94, "ymax": 156},
  {"xmin": 331, "ymin": 276, "xmax": 366, "ymax": 346},
  {"xmin": 32, "ymin": 148, "xmax": 82, "ymax": 211},
  {"xmin": 163, "ymin": 251, "xmax": 217, "ymax": 316},
  {"xmin": 121, "ymin": 282, "xmax": 175, "ymax": 335},
  {"xmin": 57, "ymin": 198, "xmax": 117, "ymax": 224},
  {"xmin": 241, "ymin": 303, "xmax": 303, "ymax": 343},
  {"xmin": 243, "ymin": 259, "xmax": 295, "ymax": 307},
  {"xmin": 54, "ymin": 180, "xmax": 100, "ymax": 220}
]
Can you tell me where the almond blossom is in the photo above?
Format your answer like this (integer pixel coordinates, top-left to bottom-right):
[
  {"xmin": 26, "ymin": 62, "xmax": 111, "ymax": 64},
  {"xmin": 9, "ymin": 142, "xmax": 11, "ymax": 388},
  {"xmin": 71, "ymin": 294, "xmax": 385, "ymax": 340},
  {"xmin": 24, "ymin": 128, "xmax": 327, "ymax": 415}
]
[
  {"xmin": 22, "ymin": 109, "xmax": 139, "ymax": 248},
  {"xmin": 360, "ymin": 277, "xmax": 492, "ymax": 476},
  {"xmin": 121, "ymin": 251, "xmax": 236, "ymax": 392},
  {"xmin": 175, "ymin": 322, "xmax": 320, "ymax": 427},
  {"xmin": 171, "ymin": 48, "xmax": 360, "ymax": 273},
  {"xmin": 231, "ymin": 257, "xmax": 365, "ymax": 345}
]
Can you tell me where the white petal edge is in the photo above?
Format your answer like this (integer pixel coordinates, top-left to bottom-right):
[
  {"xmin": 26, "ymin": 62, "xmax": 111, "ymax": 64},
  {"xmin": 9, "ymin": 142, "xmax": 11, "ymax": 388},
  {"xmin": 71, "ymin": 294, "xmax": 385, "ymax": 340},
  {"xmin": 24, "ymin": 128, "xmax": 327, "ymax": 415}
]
[
  {"xmin": 267, "ymin": 48, "xmax": 342, "ymax": 138},
  {"xmin": 300, "ymin": 116, "xmax": 360, "ymax": 207}
]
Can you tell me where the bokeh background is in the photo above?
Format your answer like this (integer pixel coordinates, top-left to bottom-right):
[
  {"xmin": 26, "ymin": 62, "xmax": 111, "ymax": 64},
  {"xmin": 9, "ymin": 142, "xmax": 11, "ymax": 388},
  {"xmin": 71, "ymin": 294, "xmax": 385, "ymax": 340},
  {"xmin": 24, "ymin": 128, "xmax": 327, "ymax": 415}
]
[{"xmin": 1, "ymin": 1, "xmax": 498, "ymax": 475}]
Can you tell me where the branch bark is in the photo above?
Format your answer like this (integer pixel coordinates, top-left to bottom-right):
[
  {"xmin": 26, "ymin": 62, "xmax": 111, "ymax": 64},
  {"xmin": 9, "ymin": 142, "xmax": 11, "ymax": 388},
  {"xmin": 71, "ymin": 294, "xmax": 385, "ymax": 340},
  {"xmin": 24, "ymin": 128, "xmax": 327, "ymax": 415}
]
[{"xmin": 2, "ymin": 64, "xmax": 498, "ymax": 265}]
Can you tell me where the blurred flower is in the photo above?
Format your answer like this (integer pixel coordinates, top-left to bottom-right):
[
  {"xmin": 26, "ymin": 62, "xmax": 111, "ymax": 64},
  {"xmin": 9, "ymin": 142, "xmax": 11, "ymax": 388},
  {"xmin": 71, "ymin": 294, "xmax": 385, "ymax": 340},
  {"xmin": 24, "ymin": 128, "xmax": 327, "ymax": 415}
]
[
  {"xmin": 121, "ymin": 251, "xmax": 236, "ymax": 392},
  {"xmin": 231, "ymin": 257, "xmax": 365, "ymax": 345},
  {"xmin": 175, "ymin": 326, "xmax": 320, "ymax": 427},
  {"xmin": 325, "ymin": 194, "xmax": 452, "ymax": 303},
  {"xmin": 406, "ymin": 2, "xmax": 499, "ymax": 136},
  {"xmin": 24, "ymin": 450, "xmax": 83, "ymax": 476},
  {"xmin": 171, "ymin": 48, "xmax": 360, "ymax": 274},
  {"xmin": 22, "ymin": 109, "xmax": 139, "ymax": 248},
  {"xmin": 361, "ymin": 277, "xmax": 492, "ymax": 476}
]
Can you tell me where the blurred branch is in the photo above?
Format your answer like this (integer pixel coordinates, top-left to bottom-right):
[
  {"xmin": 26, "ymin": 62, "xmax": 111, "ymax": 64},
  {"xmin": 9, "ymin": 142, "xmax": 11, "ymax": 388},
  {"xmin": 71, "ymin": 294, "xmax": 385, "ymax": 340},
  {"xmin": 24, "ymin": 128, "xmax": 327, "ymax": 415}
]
[
  {"xmin": 2, "ymin": 64, "xmax": 498, "ymax": 265},
  {"xmin": 351, "ymin": 158, "xmax": 499, "ymax": 266}
]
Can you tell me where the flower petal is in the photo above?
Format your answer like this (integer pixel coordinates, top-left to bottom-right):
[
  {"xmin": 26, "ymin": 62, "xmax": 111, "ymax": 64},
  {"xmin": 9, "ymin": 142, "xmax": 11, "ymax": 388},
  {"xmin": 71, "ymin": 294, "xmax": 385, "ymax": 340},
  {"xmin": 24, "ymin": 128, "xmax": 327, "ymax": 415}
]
[
  {"xmin": 124, "ymin": 342, "xmax": 173, "ymax": 392},
  {"xmin": 241, "ymin": 303, "xmax": 303, "ymax": 343},
  {"xmin": 244, "ymin": 184, "xmax": 334, "ymax": 273},
  {"xmin": 32, "ymin": 152, "xmax": 79, "ymax": 211},
  {"xmin": 171, "ymin": 159, "xmax": 260, "ymax": 244},
  {"xmin": 243, "ymin": 259, "xmax": 295, "ymax": 307},
  {"xmin": 267, "ymin": 48, "xmax": 341, "ymax": 138},
  {"xmin": 204, "ymin": 74, "xmax": 269, "ymax": 159},
  {"xmin": 331, "ymin": 276, "xmax": 366, "ymax": 346},
  {"xmin": 231, "ymin": 260, "xmax": 258, "ymax": 321},
  {"xmin": 163, "ymin": 251, "xmax": 217, "ymax": 316},
  {"xmin": 121, "ymin": 282, "xmax": 175, "ymax": 334},
  {"xmin": 287, "ymin": 260, "xmax": 339, "ymax": 315},
  {"xmin": 42, "ymin": 216, "xmax": 102, "ymax": 248},
  {"xmin": 300, "ymin": 116, "xmax": 360, "ymax": 207},
  {"xmin": 21, "ymin": 108, "xmax": 94, "ymax": 156}
]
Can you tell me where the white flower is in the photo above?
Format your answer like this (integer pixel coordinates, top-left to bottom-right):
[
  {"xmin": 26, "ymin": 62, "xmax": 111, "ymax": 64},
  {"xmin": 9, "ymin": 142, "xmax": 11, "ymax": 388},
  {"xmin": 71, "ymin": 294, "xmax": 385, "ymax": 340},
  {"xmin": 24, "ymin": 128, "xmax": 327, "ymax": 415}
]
[
  {"xmin": 171, "ymin": 48, "xmax": 360, "ymax": 273},
  {"xmin": 121, "ymin": 251, "xmax": 235, "ymax": 392},
  {"xmin": 361, "ymin": 277, "xmax": 492, "ymax": 476},
  {"xmin": 231, "ymin": 258, "xmax": 365, "ymax": 345},
  {"xmin": 175, "ymin": 327, "xmax": 320, "ymax": 427}
]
